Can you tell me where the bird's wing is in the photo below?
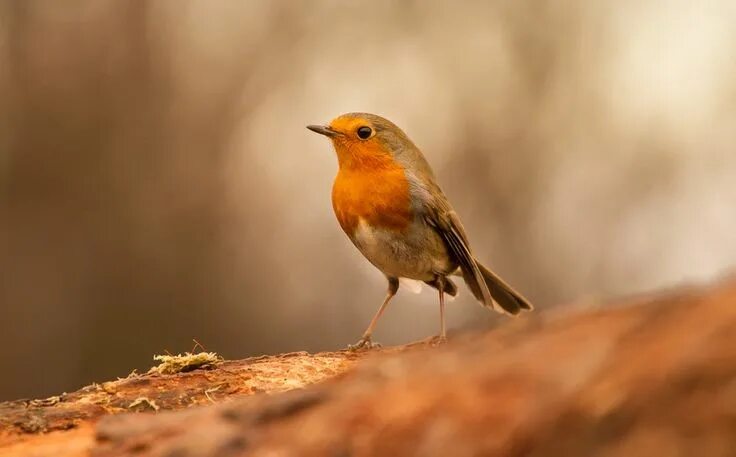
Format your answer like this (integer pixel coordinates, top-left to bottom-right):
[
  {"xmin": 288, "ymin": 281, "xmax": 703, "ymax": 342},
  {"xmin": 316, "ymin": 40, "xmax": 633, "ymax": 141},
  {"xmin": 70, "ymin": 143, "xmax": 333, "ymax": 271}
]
[{"xmin": 422, "ymin": 191, "xmax": 494, "ymax": 309}]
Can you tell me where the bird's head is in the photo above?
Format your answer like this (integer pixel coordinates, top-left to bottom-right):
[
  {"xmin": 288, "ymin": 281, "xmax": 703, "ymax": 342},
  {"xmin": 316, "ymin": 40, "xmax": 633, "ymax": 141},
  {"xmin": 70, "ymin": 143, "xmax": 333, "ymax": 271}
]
[{"xmin": 307, "ymin": 113, "xmax": 416, "ymax": 169}]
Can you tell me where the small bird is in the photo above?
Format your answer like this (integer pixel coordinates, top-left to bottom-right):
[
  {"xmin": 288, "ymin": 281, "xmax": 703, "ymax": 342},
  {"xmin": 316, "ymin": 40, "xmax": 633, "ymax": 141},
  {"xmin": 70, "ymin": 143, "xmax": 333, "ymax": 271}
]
[{"xmin": 307, "ymin": 113, "xmax": 532, "ymax": 348}]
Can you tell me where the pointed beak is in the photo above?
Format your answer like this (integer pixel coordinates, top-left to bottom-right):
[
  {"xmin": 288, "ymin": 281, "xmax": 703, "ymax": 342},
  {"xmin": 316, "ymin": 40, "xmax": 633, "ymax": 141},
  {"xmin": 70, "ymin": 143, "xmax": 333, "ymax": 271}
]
[{"xmin": 307, "ymin": 124, "xmax": 339, "ymax": 138}]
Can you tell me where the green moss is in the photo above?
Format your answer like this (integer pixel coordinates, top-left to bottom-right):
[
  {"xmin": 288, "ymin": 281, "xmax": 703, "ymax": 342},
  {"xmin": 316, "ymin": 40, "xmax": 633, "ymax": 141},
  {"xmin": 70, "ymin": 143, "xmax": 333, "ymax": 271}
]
[{"xmin": 148, "ymin": 352, "xmax": 222, "ymax": 375}]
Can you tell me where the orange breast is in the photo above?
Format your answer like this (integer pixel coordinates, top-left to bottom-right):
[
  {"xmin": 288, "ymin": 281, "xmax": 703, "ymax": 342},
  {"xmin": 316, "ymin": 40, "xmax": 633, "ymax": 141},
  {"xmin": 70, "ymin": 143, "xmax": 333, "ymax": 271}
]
[{"xmin": 332, "ymin": 161, "xmax": 413, "ymax": 235}]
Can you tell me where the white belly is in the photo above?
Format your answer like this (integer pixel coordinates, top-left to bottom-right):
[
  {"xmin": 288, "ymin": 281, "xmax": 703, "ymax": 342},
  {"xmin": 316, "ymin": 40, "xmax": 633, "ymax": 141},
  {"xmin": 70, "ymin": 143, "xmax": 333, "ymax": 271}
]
[{"xmin": 350, "ymin": 218, "xmax": 453, "ymax": 280}]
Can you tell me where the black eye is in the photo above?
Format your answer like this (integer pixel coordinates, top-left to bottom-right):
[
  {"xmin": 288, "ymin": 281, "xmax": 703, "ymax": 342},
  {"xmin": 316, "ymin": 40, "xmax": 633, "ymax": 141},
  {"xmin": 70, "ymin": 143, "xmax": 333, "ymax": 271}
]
[{"xmin": 357, "ymin": 126, "xmax": 372, "ymax": 139}]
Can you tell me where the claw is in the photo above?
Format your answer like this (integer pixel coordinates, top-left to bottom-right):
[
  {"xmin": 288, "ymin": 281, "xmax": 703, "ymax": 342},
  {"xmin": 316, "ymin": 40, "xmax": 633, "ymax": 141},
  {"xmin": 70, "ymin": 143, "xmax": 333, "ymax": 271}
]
[
  {"xmin": 347, "ymin": 337, "xmax": 382, "ymax": 351},
  {"xmin": 430, "ymin": 335, "xmax": 448, "ymax": 347}
]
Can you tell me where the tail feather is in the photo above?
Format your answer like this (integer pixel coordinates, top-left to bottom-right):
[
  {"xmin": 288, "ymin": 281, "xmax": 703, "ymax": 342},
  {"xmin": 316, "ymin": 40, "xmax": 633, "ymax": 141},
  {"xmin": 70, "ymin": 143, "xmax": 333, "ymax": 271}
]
[{"xmin": 462, "ymin": 260, "xmax": 533, "ymax": 315}]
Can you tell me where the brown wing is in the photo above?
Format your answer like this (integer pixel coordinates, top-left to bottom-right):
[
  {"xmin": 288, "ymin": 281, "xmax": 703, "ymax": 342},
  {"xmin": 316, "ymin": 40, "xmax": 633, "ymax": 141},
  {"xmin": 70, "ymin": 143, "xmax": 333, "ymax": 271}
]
[
  {"xmin": 423, "ymin": 190, "xmax": 531, "ymax": 315},
  {"xmin": 423, "ymin": 194, "xmax": 496, "ymax": 310}
]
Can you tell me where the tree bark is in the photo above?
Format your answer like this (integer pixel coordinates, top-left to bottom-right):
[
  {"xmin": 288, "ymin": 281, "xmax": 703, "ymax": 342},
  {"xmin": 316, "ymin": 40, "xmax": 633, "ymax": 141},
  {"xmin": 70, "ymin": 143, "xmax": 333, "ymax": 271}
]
[{"xmin": 2, "ymin": 278, "xmax": 736, "ymax": 457}]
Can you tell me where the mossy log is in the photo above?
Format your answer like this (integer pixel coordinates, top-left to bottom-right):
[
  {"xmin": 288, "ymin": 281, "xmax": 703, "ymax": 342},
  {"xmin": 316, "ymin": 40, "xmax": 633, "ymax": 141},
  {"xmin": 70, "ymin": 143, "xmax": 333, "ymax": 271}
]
[{"xmin": 2, "ymin": 278, "xmax": 735, "ymax": 457}]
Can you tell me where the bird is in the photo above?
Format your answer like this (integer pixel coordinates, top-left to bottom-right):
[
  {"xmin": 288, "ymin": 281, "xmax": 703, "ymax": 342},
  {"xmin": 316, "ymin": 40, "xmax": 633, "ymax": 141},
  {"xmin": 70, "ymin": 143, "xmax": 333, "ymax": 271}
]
[{"xmin": 307, "ymin": 113, "xmax": 532, "ymax": 349}]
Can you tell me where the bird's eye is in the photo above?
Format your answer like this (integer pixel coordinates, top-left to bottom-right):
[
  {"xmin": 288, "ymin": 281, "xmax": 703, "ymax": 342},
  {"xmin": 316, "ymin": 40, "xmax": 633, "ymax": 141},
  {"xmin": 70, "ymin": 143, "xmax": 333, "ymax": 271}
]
[{"xmin": 357, "ymin": 126, "xmax": 373, "ymax": 140}]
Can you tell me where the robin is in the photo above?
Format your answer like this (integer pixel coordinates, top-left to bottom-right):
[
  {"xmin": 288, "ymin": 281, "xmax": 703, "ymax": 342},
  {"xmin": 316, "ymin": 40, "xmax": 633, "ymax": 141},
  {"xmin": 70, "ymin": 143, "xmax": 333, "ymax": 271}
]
[{"xmin": 307, "ymin": 113, "xmax": 532, "ymax": 348}]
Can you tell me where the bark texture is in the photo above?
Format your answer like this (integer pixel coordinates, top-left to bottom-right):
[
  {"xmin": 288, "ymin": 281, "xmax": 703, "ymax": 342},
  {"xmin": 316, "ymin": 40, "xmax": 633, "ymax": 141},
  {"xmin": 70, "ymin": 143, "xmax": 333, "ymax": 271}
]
[{"xmin": 2, "ymin": 279, "xmax": 736, "ymax": 457}]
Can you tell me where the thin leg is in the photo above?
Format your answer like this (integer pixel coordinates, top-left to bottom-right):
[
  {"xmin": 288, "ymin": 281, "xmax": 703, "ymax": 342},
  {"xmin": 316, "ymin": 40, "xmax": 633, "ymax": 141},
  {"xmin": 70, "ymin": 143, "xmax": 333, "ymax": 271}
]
[
  {"xmin": 349, "ymin": 277, "xmax": 399, "ymax": 350},
  {"xmin": 438, "ymin": 277, "xmax": 447, "ymax": 343}
]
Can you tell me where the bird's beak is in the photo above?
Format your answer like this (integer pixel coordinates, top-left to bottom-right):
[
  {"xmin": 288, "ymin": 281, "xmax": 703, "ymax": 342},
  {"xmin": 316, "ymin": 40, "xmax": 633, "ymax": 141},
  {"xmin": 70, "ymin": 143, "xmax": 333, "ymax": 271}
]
[{"xmin": 307, "ymin": 124, "xmax": 340, "ymax": 138}]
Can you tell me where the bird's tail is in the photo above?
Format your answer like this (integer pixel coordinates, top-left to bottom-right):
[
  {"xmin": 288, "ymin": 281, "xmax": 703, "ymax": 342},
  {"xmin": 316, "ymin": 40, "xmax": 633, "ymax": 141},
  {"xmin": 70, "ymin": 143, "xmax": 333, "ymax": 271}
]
[{"xmin": 462, "ymin": 259, "xmax": 533, "ymax": 315}]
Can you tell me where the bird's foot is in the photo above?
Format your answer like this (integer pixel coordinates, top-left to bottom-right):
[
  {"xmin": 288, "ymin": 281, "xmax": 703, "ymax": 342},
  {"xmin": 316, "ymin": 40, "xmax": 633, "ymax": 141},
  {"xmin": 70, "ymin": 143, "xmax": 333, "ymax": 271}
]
[
  {"xmin": 429, "ymin": 335, "xmax": 448, "ymax": 347},
  {"xmin": 347, "ymin": 336, "xmax": 382, "ymax": 351}
]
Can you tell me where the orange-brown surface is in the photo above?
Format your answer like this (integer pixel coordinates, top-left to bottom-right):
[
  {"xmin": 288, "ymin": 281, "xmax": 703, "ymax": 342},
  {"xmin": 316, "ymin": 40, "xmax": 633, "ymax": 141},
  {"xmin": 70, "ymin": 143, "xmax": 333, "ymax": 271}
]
[
  {"xmin": 0, "ymin": 350, "xmax": 381, "ymax": 455},
  {"xmin": 2, "ymin": 278, "xmax": 736, "ymax": 457}
]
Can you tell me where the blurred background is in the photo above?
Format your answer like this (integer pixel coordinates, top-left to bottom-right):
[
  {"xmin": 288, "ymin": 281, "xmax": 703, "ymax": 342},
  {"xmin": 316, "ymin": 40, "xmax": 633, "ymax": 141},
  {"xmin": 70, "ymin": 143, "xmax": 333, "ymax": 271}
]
[{"xmin": 1, "ymin": 0, "xmax": 735, "ymax": 401}]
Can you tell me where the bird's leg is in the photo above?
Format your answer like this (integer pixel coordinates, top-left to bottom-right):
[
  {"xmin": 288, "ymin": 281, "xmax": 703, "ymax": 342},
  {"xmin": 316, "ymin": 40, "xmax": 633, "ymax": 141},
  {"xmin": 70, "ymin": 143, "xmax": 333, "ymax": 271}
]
[
  {"xmin": 349, "ymin": 277, "xmax": 399, "ymax": 350},
  {"xmin": 435, "ymin": 276, "xmax": 448, "ymax": 345}
]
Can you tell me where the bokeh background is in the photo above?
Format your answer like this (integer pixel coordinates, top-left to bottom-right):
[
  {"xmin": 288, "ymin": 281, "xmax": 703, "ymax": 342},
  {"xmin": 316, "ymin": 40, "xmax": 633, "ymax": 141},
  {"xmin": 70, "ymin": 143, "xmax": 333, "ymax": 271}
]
[{"xmin": 1, "ymin": 0, "xmax": 735, "ymax": 401}]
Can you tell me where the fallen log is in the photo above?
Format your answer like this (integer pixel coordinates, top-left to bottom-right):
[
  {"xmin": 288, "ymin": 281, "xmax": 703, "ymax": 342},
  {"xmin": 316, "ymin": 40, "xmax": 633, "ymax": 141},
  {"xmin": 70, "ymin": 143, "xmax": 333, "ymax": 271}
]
[{"xmin": 2, "ymin": 278, "xmax": 735, "ymax": 457}]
